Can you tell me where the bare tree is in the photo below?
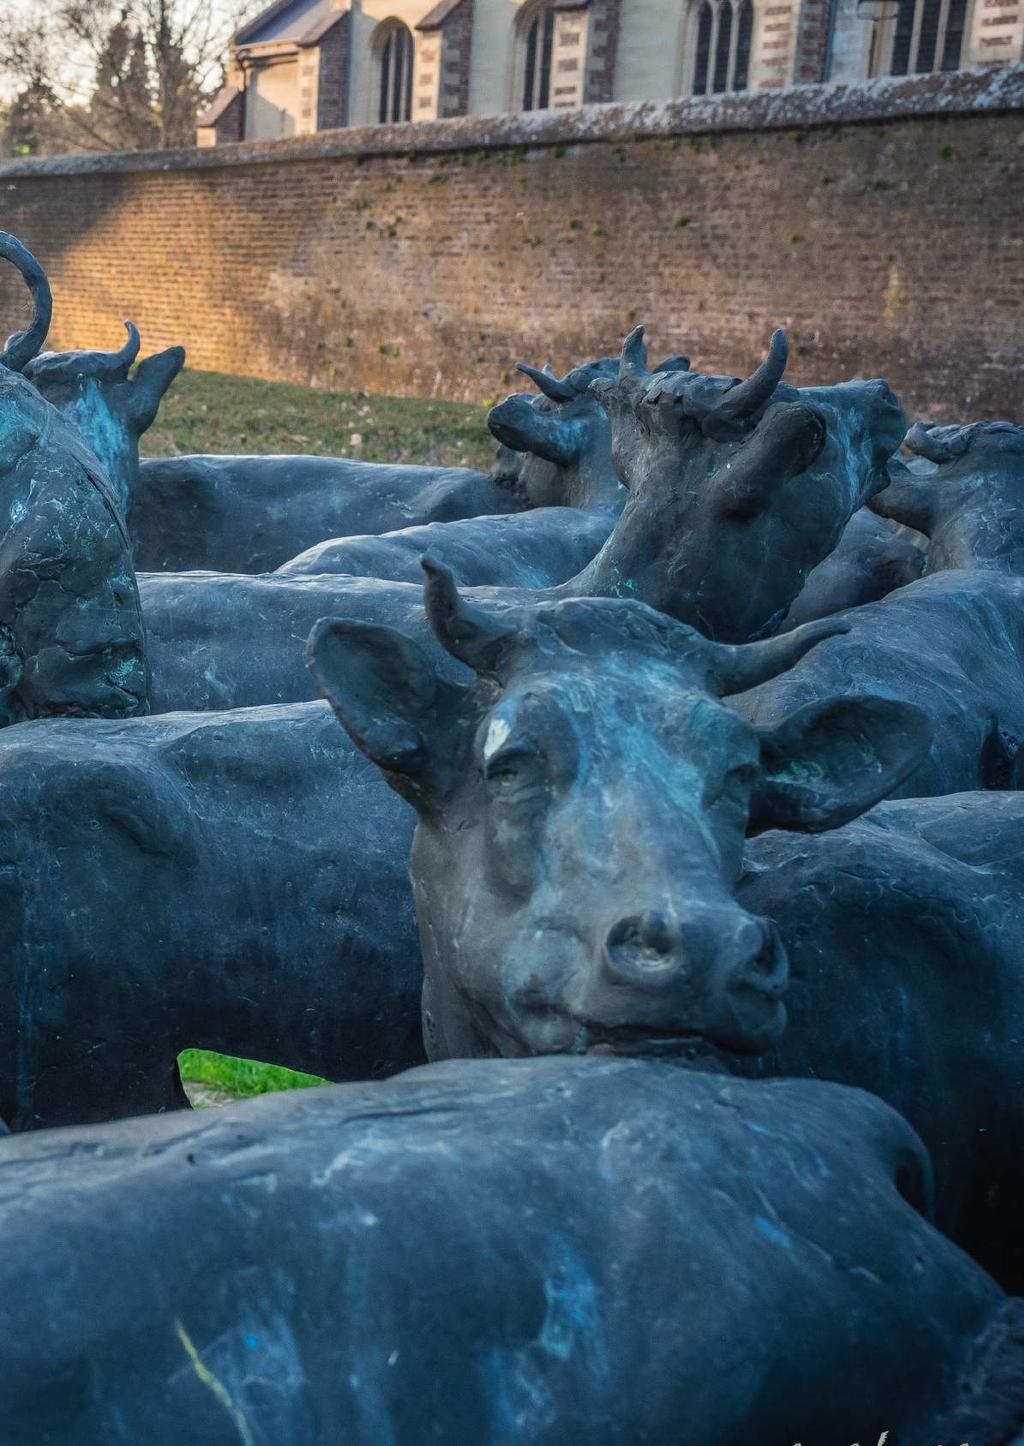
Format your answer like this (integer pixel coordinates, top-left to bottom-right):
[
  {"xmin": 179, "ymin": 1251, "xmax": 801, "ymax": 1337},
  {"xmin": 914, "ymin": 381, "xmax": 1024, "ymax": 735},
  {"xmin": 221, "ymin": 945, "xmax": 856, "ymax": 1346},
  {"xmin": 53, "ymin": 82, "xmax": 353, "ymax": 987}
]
[{"xmin": 0, "ymin": 0, "xmax": 254, "ymax": 153}]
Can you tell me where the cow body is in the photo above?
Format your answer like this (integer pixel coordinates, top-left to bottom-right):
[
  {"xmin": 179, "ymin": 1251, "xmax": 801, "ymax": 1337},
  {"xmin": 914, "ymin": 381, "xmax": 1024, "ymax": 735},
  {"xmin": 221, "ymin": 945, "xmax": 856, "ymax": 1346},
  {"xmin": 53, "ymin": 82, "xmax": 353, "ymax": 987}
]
[
  {"xmin": 741, "ymin": 789, "xmax": 1024, "ymax": 1287},
  {"xmin": 308, "ymin": 571, "xmax": 1024, "ymax": 1283},
  {"xmin": 132, "ymin": 454, "xmax": 527, "ymax": 572},
  {"xmin": 273, "ymin": 505, "xmax": 616, "ymax": 585},
  {"xmin": 140, "ymin": 334, "xmax": 906, "ymax": 714},
  {"xmin": 780, "ymin": 507, "xmax": 926, "ymax": 630},
  {"xmin": 0, "ymin": 1058, "xmax": 1011, "ymax": 1446},
  {"xmin": 737, "ymin": 569, "xmax": 1024, "ymax": 796},
  {"xmin": 273, "ymin": 359, "xmax": 629, "ymax": 584},
  {"xmin": 23, "ymin": 327, "xmax": 533, "ymax": 574},
  {"xmin": 0, "ymin": 701, "xmax": 422, "ymax": 1130},
  {"xmin": 749, "ymin": 425, "xmax": 1024, "ymax": 792},
  {"xmin": 870, "ymin": 420, "xmax": 1024, "ymax": 574}
]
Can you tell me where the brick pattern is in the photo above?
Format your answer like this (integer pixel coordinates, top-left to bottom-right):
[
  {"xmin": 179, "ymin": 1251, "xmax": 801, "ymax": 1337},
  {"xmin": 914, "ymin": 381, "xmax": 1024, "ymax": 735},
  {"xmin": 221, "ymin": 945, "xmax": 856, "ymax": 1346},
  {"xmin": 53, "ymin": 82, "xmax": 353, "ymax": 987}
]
[{"xmin": 1, "ymin": 81, "xmax": 1020, "ymax": 421}]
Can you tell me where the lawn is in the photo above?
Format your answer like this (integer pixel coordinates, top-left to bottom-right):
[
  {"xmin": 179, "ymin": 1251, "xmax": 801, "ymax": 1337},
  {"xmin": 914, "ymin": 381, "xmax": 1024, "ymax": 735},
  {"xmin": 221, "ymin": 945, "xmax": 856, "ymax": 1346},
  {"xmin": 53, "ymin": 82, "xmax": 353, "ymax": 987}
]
[
  {"xmin": 143, "ymin": 366, "xmax": 498, "ymax": 473},
  {"xmin": 161, "ymin": 367, "xmax": 487, "ymax": 1105},
  {"xmin": 178, "ymin": 1049, "xmax": 330, "ymax": 1107}
]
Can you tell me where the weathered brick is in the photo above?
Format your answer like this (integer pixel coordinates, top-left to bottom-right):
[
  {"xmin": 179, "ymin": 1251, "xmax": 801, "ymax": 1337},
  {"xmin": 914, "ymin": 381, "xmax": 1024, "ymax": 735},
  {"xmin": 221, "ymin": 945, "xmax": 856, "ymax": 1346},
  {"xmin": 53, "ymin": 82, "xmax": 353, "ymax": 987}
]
[{"xmin": 0, "ymin": 73, "xmax": 1020, "ymax": 419}]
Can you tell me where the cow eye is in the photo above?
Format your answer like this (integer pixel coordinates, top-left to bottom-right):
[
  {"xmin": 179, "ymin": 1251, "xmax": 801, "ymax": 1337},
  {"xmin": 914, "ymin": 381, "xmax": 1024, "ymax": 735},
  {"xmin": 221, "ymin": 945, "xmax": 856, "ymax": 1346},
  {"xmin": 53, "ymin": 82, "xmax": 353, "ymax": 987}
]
[{"xmin": 484, "ymin": 744, "xmax": 547, "ymax": 795}]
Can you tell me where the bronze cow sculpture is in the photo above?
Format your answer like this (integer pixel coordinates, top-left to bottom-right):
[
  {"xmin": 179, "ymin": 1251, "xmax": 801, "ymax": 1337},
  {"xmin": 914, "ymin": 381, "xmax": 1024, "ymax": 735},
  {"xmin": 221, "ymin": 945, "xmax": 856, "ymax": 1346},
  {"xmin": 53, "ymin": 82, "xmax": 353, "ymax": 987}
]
[
  {"xmin": 0, "ymin": 232, "xmax": 148, "ymax": 725},
  {"xmin": 139, "ymin": 328, "xmax": 908, "ymax": 713}
]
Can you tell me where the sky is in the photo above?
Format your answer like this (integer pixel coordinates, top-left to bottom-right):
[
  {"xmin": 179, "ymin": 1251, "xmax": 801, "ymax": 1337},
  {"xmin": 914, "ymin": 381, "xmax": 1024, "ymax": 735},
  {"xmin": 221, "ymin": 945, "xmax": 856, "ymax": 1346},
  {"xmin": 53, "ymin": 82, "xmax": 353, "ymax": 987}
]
[{"xmin": 0, "ymin": 0, "xmax": 247, "ymax": 101}]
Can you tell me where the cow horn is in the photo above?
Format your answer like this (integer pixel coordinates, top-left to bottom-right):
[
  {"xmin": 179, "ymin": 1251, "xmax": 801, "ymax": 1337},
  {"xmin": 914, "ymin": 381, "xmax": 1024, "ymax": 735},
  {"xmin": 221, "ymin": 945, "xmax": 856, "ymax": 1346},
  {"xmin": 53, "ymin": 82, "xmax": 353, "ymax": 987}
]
[
  {"xmin": 422, "ymin": 556, "xmax": 517, "ymax": 675},
  {"xmin": 702, "ymin": 330, "xmax": 788, "ymax": 439},
  {"xmin": 701, "ymin": 616, "xmax": 849, "ymax": 697},
  {"xmin": 113, "ymin": 319, "xmax": 141, "ymax": 372},
  {"xmin": 904, "ymin": 422, "xmax": 970, "ymax": 464},
  {"xmin": 0, "ymin": 232, "xmax": 52, "ymax": 372},
  {"xmin": 619, "ymin": 325, "xmax": 648, "ymax": 380},
  {"xmin": 86, "ymin": 320, "xmax": 141, "ymax": 380},
  {"xmin": 516, "ymin": 362, "xmax": 575, "ymax": 404}
]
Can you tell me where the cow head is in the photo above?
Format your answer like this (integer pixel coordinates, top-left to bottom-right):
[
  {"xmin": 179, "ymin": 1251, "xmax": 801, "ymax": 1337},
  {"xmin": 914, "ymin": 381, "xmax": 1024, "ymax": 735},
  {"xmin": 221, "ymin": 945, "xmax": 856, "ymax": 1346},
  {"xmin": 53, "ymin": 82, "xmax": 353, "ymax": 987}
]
[
  {"xmin": 488, "ymin": 353, "xmax": 689, "ymax": 512},
  {"xmin": 870, "ymin": 421, "xmax": 1024, "ymax": 573},
  {"xmin": 24, "ymin": 322, "xmax": 185, "ymax": 517},
  {"xmin": 309, "ymin": 564, "xmax": 929, "ymax": 1064},
  {"xmin": 0, "ymin": 233, "xmax": 149, "ymax": 724},
  {"xmin": 585, "ymin": 327, "xmax": 908, "ymax": 641}
]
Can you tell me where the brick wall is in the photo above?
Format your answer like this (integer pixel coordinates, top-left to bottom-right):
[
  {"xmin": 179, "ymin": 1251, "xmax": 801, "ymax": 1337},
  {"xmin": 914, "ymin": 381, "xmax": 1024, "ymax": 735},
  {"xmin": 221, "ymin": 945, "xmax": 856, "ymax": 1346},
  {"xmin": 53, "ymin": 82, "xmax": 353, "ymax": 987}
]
[{"xmin": 0, "ymin": 68, "xmax": 1020, "ymax": 420}]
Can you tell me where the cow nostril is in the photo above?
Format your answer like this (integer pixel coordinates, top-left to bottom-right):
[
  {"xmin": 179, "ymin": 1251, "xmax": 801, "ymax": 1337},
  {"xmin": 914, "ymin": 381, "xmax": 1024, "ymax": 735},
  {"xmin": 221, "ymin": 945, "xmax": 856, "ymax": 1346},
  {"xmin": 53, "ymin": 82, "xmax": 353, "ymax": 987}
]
[
  {"xmin": 604, "ymin": 912, "xmax": 682, "ymax": 981},
  {"xmin": 740, "ymin": 920, "xmax": 788, "ymax": 994}
]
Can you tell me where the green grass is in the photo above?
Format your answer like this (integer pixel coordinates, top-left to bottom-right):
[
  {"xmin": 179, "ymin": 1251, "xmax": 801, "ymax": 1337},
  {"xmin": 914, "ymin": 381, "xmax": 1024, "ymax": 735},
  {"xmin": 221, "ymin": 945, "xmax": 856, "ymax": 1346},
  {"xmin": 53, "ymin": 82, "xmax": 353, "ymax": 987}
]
[
  {"xmin": 177, "ymin": 1048, "xmax": 330, "ymax": 1103},
  {"xmin": 143, "ymin": 367, "xmax": 498, "ymax": 473}
]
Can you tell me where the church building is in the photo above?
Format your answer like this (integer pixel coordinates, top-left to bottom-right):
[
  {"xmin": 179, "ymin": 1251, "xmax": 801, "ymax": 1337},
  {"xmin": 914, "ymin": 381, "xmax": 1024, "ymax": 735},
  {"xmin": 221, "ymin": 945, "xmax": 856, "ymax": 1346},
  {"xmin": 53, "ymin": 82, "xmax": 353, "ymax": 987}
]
[{"xmin": 196, "ymin": 0, "xmax": 1023, "ymax": 144}]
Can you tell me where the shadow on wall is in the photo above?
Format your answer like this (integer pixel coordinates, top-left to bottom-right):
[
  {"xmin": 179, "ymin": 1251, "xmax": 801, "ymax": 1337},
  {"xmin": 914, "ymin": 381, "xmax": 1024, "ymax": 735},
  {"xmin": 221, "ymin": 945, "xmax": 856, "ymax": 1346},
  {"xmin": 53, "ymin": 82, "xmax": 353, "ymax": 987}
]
[{"xmin": 0, "ymin": 82, "xmax": 1019, "ymax": 418}]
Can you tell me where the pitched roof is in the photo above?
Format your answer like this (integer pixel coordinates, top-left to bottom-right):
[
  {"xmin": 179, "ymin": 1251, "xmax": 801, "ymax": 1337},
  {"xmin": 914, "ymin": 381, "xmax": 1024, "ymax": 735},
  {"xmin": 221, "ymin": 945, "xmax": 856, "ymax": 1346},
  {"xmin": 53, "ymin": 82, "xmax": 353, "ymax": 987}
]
[{"xmin": 234, "ymin": 0, "xmax": 336, "ymax": 48}]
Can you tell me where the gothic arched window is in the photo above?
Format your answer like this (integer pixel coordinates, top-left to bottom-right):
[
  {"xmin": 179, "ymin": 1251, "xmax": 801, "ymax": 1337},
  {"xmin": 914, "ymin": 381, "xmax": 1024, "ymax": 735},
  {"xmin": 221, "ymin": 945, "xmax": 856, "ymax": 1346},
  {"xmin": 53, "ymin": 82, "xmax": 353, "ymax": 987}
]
[
  {"xmin": 871, "ymin": 0, "xmax": 969, "ymax": 75},
  {"xmin": 690, "ymin": 0, "xmax": 754, "ymax": 95},
  {"xmin": 375, "ymin": 19, "xmax": 414, "ymax": 123},
  {"xmin": 520, "ymin": 1, "xmax": 556, "ymax": 111}
]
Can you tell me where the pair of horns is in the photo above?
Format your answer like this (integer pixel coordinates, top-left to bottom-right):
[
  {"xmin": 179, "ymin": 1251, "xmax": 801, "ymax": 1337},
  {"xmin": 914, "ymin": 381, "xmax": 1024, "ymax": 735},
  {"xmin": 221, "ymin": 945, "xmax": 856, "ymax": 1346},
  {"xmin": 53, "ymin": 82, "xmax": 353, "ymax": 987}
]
[
  {"xmin": 420, "ymin": 556, "xmax": 845, "ymax": 696},
  {"xmin": 0, "ymin": 232, "xmax": 52, "ymax": 373},
  {"xmin": 517, "ymin": 344, "xmax": 692, "ymax": 405},
  {"xmin": 607, "ymin": 325, "xmax": 789, "ymax": 439}
]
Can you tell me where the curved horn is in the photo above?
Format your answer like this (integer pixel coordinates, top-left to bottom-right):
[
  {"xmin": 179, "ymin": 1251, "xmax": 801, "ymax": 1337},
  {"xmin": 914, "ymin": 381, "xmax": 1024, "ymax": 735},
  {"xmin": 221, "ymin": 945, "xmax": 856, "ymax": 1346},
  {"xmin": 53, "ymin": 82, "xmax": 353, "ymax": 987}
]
[
  {"xmin": 619, "ymin": 325, "xmax": 648, "ymax": 380},
  {"xmin": 516, "ymin": 361, "xmax": 575, "ymax": 404},
  {"xmin": 114, "ymin": 319, "xmax": 141, "ymax": 371},
  {"xmin": 0, "ymin": 232, "xmax": 52, "ymax": 372},
  {"xmin": 422, "ymin": 556, "xmax": 517, "ymax": 676},
  {"xmin": 704, "ymin": 329, "xmax": 788, "ymax": 439},
  {"xmin": 701, "ymin": 616, "xmax": 849, "ymax": 697},
  {"xmin": 89, "ymin": 319, "xmax": 141, "ymax": 380},
  {"xmin": 904, "ymin": 422, "xmax": 970, "ymax": 465}
]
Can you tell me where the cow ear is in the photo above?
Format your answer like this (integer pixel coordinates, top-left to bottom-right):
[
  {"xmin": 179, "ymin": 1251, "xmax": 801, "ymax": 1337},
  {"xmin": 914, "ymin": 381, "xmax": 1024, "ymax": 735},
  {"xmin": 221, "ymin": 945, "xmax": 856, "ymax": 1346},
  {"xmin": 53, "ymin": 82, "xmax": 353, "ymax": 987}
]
[
  {"xmin": 127, "ymin": 347, "xmax": 185, "ymax": 432},
  {"xmin": 306, "ymin": 617, "xmax": 468, "ymax": 807},
  {"xmin": 748, "ymin": 696, "xmax": 931, "ymax": 834},
  {"xmin": 488, "ymin": 393, "xmax": 580, "ymax": 465},
  {"xmin": 867, "ymin": 457, "xmax": 937, "ymax": 536}
]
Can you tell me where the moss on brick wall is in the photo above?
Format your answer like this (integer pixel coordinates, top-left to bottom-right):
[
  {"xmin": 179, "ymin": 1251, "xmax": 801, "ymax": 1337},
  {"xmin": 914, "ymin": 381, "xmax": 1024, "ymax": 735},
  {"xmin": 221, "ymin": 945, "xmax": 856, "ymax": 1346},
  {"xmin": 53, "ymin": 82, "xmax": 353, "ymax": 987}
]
[{"xmin": 0, "ymin": 72, "xmax": 1020, "ymax": 419}]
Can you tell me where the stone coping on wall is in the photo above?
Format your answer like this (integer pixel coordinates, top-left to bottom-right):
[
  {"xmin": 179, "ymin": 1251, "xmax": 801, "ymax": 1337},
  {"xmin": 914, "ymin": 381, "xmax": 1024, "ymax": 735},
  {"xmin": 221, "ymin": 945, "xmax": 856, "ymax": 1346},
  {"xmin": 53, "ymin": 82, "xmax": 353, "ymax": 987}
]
[{"xmin": 0, "ymin": 65, "xmax": 1020, "ymax": 179}]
